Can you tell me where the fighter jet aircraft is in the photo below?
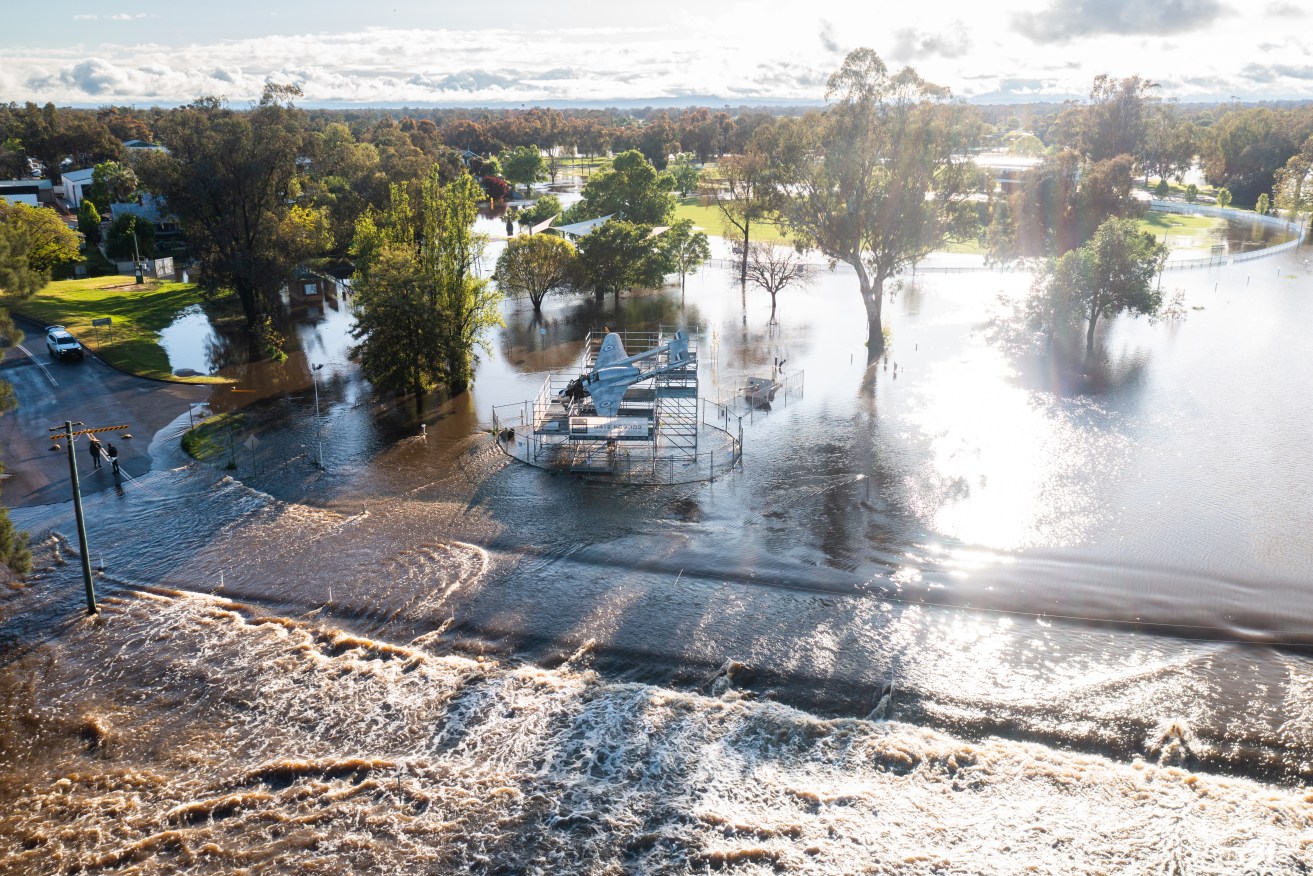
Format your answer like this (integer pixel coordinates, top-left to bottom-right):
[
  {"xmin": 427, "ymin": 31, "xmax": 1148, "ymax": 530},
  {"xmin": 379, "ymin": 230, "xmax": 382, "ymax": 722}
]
[{"xmin": 560, "ymin": 330, "xmax": 690, "ymax": 417}]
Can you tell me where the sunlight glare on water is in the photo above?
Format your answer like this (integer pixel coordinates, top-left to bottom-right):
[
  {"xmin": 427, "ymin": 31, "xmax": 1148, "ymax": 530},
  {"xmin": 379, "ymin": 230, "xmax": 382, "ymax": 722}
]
[{"xmin": 900, "ymin": 336, "xmax": 1128, "ymax": 552}]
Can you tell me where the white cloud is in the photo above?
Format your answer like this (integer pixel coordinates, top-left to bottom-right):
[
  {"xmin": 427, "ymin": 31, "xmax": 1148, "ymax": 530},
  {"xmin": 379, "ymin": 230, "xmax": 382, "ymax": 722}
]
[{"xmin": 10, "ymin": 10, "xmax": 1313, "ymax": 106}]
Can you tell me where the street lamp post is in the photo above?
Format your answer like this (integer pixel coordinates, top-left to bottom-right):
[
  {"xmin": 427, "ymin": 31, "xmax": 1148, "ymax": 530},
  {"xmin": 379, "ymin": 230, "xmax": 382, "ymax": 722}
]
[{"xmin": 311, "ymin": 363, "xmax": 325, "ymax": 469}]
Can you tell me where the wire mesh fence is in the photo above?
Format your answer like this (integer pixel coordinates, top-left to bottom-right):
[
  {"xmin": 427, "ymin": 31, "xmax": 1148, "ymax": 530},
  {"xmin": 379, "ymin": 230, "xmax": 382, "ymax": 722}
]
[{"xmin": 491, "ymin": 400, "xmax": 742, "ymax": 485}]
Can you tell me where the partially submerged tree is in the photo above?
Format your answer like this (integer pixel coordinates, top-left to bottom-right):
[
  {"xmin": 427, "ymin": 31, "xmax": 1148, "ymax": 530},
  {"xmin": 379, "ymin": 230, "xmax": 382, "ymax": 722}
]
[
  {"xmin": 659, "ymin": 218, "xmax": 711, "ymax": 297},
  {"xmin": 349, "ymin": 245, "xmax": 436, "ymax": 411},
  {"xmin": 499, "ymin": 145, "xmax": 547, "ymax": 197},
  {"xmin": 517, "ymin": 193, "xmax": 563, "ymax": 230},
  {"xmin": 744, "ymin": 241, "xmax": 812, "ymax": 322},
  {"xmin": 0, "ymin": 464, "xmax": 30, "ymax": 578},
  {"xmin": 351, "ymin": 170, "xmax": 502, "ymax": 406},
  {"xmin": 1031, "ymin": 216, "xmax": 1168, "ymax": 355},
  {"xmin": 708, "ymin": 139, "xmax": 776, "ymax": 289},
  {"xmin": 573, "ymin": 219, "xmax": 667, "ymax": 303},
  {"xmin": 778, "ymin": 48, "xmax": 983, "ymax": 358},
  {"xmin": 0, "ymin": 255, "xmax": 34, "ymax": 579},
  {"xmin": 495, "ymin": 233, "xmax": 577, "ymax": 313}
]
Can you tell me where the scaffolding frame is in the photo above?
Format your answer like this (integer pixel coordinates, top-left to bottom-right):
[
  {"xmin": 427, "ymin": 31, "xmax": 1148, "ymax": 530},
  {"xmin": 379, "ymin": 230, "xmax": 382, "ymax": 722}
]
[{"xmin": 492, "ymin": 326, "xmax": 742, "ymax": 483}]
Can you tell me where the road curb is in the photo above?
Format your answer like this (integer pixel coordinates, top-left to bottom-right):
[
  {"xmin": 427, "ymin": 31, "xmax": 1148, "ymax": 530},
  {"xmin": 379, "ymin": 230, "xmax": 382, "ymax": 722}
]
[{"xmin": 8, "ymin": 312, "xmax": 222, "ymax": 387}]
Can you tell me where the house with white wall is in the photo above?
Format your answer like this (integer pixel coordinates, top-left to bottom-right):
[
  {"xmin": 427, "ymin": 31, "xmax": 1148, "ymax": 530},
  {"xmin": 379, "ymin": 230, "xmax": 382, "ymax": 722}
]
[{"xmin": 62, "ymin": 167, "xmax": 95, "ymax": 209}]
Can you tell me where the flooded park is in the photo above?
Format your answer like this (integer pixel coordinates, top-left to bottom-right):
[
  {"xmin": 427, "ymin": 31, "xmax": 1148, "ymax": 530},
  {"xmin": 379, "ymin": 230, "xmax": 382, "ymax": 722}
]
[{"xmin": 4, "ymin": 206, "xmax": 1313, "ymax": 872}]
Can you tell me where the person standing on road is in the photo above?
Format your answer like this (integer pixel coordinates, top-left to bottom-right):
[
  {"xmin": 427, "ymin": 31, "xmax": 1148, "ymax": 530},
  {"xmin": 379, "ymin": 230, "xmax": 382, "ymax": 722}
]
[
  {"xmin": 107, "ymin": 443, "xmax": 120, "ymax": 476},
  {"xmin": 88, "ymin": 434, "xmax": 103, "ymax": 469}
]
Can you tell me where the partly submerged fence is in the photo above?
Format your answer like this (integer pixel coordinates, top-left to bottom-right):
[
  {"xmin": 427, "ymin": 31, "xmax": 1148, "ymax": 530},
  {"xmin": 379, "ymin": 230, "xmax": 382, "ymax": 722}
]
[
  {"xmin": 1150, "ymin": 200, "xmax": 1306, "ymax": 268},
  {"xmin": 708, "ymin": 204, "xmax": 1306, "ymax": 277},
  {"xmin": 490, "ymin": 399, "xmax": 743, "ymax": 485}
]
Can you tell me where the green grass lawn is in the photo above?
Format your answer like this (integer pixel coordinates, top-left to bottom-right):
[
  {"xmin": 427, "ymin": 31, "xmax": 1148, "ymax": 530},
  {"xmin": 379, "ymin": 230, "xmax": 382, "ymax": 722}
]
[
  {"xmin": 2, "ymin": 276, "xmax": 231, "ymax": 384},
  {"xmin": 1138, "ymin": 211, "xmax": 1225, "ymax": 247},
  {"xmin": 673, "ymin": 197, "xmax": 796, "ymax": 246},
  {"xmin": 181, "ymin": 411, "xmax": 244, "ymax": 465}
]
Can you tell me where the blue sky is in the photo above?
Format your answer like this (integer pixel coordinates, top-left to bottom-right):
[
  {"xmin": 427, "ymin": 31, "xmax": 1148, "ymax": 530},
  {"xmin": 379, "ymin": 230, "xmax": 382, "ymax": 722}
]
[{"xmin": 2, "ymin": 0, "xmax": 1311, "ymax": 106}]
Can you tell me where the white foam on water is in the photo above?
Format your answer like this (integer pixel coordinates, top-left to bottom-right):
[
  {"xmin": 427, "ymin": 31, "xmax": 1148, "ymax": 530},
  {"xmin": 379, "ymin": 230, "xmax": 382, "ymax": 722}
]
[{"xmin": 2, "ymin": 587, "xmax": 1309, "ymax": 875}]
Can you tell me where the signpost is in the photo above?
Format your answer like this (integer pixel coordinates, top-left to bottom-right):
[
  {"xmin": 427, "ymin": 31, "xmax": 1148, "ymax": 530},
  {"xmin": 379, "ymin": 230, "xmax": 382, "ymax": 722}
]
[
  {"xmin": 91, "ymin": 316, "xmax": 112, "ymax": 350},
  {"xmin": 243, "ymin": 434, "xmax": 261, "ymax": 474}
]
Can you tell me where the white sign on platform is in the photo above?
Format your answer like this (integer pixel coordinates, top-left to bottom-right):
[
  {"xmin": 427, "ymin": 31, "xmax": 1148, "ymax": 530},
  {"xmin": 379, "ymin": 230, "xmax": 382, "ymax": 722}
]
[{"xmin": 568, "ymin": 416, "xmax": 651, "ymax": 439}]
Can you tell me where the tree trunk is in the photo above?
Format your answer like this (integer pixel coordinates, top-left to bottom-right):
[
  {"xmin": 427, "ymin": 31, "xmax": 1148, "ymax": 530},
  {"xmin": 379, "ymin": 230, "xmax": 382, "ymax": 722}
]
[
  {"xmin": 740, "ymin": 220, "xmax": 750, "ymax": 289},
  {"xmin": 1086, "ymin": 303, "xmax": 1099, "ymax": 355},
  {"xmin": 769, "ymin": 291, "xmax": 777, "ymax": 323},
  {"xmin": 235, "ymin": 280, "xmax": 259, "ymax": 328},
  {"xmin": 855, "ymin": 261, "xmax": 884, "ymax": 361}
]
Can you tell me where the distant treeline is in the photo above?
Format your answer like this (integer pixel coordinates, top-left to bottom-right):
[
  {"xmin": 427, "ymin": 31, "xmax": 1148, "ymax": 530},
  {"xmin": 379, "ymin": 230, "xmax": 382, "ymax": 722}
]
[{"xmin": 5, "ymin": 96, "xmax": 1313, "ymax": 206}]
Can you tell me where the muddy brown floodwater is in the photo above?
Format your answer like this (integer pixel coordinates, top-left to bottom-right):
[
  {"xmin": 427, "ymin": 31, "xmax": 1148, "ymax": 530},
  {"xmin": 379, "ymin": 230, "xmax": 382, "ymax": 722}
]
[{"xmin": 4, "ymin": 233, "xmax": 1313, "ymax": 874}]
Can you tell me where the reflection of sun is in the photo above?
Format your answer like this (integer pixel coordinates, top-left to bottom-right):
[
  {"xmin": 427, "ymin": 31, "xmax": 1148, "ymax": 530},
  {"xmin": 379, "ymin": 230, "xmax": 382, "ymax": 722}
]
[{"xmin": 904, "ymin": 344, "xmax": 1115, "ymax": 551}]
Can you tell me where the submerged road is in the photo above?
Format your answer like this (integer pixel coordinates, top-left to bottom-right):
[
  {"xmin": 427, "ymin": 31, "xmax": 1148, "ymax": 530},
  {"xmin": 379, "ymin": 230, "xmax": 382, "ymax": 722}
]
[{"xmin": 0, "ymin": 319, "xmax": 209, "ymax": 508}]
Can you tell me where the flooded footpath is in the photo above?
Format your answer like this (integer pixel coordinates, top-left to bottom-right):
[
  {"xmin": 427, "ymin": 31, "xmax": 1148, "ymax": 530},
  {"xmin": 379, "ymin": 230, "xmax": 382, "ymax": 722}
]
[{"xmin": 3, "ymin": 237, "xmax": 1313, "ymax": 873}]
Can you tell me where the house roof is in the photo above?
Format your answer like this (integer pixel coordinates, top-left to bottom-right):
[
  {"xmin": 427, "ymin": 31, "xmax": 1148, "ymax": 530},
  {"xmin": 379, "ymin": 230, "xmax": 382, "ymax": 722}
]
[{"xmin": 63, "ymin": 167, "xmax": 95, "ymax": 184}]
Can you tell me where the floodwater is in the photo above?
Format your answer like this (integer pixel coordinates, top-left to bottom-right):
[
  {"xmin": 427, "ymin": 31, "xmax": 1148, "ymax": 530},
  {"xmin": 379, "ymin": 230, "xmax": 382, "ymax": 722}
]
[
  {"xmin": 157, "ymin": 304, "xmax": 220, "ymax": 375},
  {"xmin": 4, "ymin": 230, "xmax": 1313, "ymax": 872}
]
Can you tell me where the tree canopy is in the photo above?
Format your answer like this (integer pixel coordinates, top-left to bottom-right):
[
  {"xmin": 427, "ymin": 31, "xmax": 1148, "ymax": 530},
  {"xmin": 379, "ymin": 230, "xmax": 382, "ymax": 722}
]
[
  {"xmin": 708, "ymin": 133, "xmax": 777, "ymax": 288},
  {"xmin": 138, "ymin": 90, "xmax": 321, "ymax": 327},
  {"xmin": 495, "ymin": 233, "xmax": 577, "ymax": 312},
  {"xmin": 574, "ymin": 219, "xmax": 667, "ymax": 301},
  {"xmin": 0, "ymin": 202, "xmax": 82, "ymax": 279},
  {"xmin": 988, "ymin": 151, "xmax": 1139, "ymax": 260},
  {"xmin": 105, "ymin": 213, "xmax": 155, "ymax": 261},
  {"xmin": 571, "ymin": 150, "xmax": 675, "ymax": 225},
  {"xmin": 89, "ymin": 160, "xmax": 138, "ymax": 211},
  {"xmin": 744, "ymin": 241, "xmax": 812, "ymax": 322},
  {"xmin": 1273, "ymin": 133, "xmax": 1313, "ymax": 218},
  {"xmin": 499, "ymin": 145, "xmax": 547, "ymax": 196},
  {"xmin": 658, "ymin": 219, "xmax": 711, "ymax": 296},
  {"xmin": 777, "ymin": 48, "xmax": 983, "ymax": 358},
  {"xmin": 1203, "ymin": 108, "xmax": 1313, "ymax": 206},
  {"xmin": 351, "ymin": 170, "xmax": 501, "ymax": 402},
  {"xmin": 1030, "ymin": 216, "xmax": 1168, "ymax": 355},
  {"xmin": 518, "ymin": 193, "xmax": 562, "ymax": 229}
]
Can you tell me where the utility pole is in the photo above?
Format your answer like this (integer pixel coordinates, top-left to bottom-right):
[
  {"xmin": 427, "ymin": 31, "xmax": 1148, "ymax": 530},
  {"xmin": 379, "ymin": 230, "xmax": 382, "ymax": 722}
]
[
  {"xmin": 130, "ymin": 217, "xmax": 144, "ymax": 285},
  {"xmin": 49, "ymin": 421, "xmax": 130, "ymax": 615}
]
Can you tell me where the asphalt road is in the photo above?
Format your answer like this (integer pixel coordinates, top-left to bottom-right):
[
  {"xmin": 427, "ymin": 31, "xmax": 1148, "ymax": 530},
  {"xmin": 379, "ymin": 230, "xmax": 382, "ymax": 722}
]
[{"xmin": 0, "ymin": 321, "xmax": 210, "ymax": 508}]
